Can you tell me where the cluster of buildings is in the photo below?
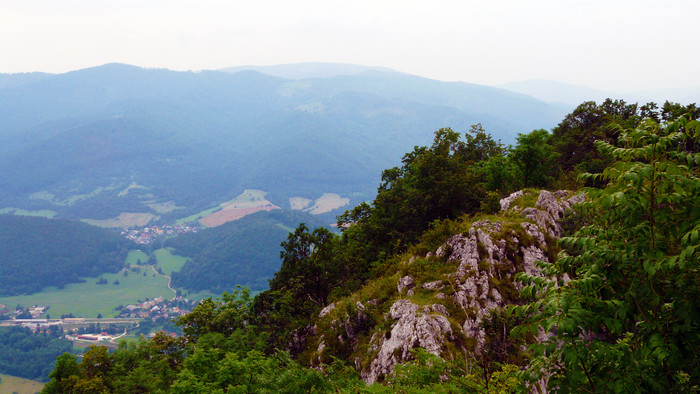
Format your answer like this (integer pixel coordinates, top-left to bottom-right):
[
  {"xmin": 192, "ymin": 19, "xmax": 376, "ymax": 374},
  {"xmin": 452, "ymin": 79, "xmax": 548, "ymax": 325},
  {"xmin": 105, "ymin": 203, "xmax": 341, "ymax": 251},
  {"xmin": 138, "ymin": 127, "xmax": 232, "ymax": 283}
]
[
  {"xmin": 115, "ymin": 296, "xmax": 196, "ymax": 319},
  {"xmin": 121, "ymin": 223, "xmax": 199, "ymax": 244},
  {"xmin": 0, "ymin": 304, "xmax": 47, "ymax": 320}
]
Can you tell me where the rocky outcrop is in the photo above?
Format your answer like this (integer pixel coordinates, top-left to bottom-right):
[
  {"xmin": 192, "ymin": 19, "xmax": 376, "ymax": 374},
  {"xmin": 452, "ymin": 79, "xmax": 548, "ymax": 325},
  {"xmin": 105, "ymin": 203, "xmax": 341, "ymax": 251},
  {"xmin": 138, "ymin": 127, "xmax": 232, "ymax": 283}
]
[
  {"xmin": 363, "ymin": 300, "xmax": 454, "ymax": 383},
  {"xmin": 310, "ymin": 190, "xmax": 582, "ymax": 384},
  {"xmin": 397, "ymin": 276, "xmax": 415, "ymax": 295},
  {"xmin": 500, "ymin": 190, "xmax": 524, "ymax": 211},
  {"xmin": 521, "ymin": 190, "xmax": 584, "ymax": 238}
]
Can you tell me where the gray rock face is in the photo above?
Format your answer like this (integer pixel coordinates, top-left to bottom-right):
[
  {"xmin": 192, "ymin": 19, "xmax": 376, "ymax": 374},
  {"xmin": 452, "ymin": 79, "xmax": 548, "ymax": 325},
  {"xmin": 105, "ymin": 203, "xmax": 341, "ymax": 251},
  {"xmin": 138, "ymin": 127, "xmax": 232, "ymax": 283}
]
[
  {"xmin": 522, "ymin": 190, "xmax": 584, "ymax": 238},
  {"xmin": 397, "ymin": 276, "xmax": 415, "ymax": 294},
  {"xmin": 421, "ymin": 280, "xmax": 444, "ymax": 290},
  {"xmin": 500, "ymin": 190, "xmax": 524, "ymax": 211},
  {"xmin": 437, "ymin": 225, "xmax": 510, "ymax": 353},
  {"xmin": 363, "ymin": 300, "xmax": 454, "ymax": 384}
]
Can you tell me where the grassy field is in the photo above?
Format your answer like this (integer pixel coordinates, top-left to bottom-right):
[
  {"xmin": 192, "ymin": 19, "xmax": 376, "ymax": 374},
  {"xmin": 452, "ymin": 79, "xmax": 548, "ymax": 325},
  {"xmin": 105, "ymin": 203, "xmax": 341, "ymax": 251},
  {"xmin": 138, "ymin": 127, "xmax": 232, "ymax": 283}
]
[
  {"xmin": 175, "ymin": 205, "xmax": 220, "ymax": 225},
  {"xmin": 0, "ymin": 266, "xmax": 173, "ymax": 318},
  {"xmin": 153, "ymin": 248, "xmax": 189, "ymax": 276},
  {"xmin": 126, "ymin": 249, "xmax": 149, "ymax": 265},
  {"xmin": 0, "ymin": 207, "xmax": 57, "ymax": 218},
  {"xmin": 0, "ymin": 374, "xmax": 44, "ymax": 394},
  {"xmin": 145, "ymin": 200, "xmax": 183, "ymax": 214}
]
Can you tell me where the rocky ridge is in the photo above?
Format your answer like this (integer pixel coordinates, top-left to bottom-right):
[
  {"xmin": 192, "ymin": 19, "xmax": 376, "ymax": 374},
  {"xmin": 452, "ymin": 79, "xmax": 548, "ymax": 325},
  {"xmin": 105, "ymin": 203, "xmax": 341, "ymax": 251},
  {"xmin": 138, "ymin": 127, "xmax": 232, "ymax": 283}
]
[{"xmin": 308, "ymin": 189, "xmax": 583, "ymax": 384}]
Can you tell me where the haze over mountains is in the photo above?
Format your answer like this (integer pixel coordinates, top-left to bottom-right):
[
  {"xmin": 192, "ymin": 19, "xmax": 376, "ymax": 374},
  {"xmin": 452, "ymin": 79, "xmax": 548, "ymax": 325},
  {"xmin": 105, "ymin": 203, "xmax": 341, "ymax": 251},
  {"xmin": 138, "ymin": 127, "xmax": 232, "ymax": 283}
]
[
  {"xmin": 0, "ymin": 62, "xmax": 568, "ymax": 224},
  {"xmin": 498, "ymin": 79, "xmax": 700, "ymax": 108}
]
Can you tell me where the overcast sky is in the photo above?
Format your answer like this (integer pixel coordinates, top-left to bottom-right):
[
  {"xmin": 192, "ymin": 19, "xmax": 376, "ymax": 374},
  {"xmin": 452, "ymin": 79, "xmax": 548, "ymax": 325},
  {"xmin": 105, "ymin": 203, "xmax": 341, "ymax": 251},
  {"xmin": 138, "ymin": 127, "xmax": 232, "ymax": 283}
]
[{"xmin": 1, "ymin": 0, "xmax": 698, "ymax": 92}]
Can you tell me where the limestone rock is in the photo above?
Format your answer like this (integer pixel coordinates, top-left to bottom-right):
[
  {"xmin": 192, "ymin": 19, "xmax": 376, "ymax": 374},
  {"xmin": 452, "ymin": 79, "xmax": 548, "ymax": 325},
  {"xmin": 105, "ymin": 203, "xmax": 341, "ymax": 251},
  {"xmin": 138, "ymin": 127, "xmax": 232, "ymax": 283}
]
[
  {"xmin": 363, "ymin": 300, "xmax": 454, "ymax": 384},
  {"xmin": 500, "ymin": 190, "xmax": 524, "ymax": 211},
  {"xmin": 319, "ymin": 303, "xmax": 336, "ymax": 318},
  {"xmin": 397, "ymin": 275, "xmax": 415, "ymax": 294},
  {"xmin": 422, "ymin": 280, "xmax": 444, "ymax": 290},
  {"xmin": 522, "ymin": 190, "xmax": 584, "ymax": 237}
]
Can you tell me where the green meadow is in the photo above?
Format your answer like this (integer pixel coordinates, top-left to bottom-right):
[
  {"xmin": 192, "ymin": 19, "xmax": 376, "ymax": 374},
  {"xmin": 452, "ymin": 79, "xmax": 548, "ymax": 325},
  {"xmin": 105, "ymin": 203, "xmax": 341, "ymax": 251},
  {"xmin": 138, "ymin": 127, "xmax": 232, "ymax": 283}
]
[
  {"xmin": 154, "ymin": 247, "xmax": 189, "ymax": 276},
  {"xmin": 0, "ymin": 207, "xmax": 57, "ymax": 218},
  {"xmin": 0, "ymin": 266, "xmax": 173, "ymax": 318},
  {"xmin": 126, "ymin": 249, "xmax": 149, "ymax": 265},
  {"xmin": 0, "ymin": 248, "xmax": 222, "ymax": 319}
]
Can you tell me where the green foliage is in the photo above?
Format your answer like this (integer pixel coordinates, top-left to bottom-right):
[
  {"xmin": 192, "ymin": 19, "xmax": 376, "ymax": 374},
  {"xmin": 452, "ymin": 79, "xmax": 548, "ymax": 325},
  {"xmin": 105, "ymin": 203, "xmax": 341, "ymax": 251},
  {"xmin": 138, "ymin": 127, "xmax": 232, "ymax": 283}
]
[
  {"xmin": 510, "ymin": 129, "xmax": 560, "ymax": 188},
  {"xmin": 550, "ymin": 99, "xmax": 700, "ymax": 188},
  {"xmin": 43, "ymin": 333, "xmax": 186, "ymax": 393},
  {"xmin": 335, "ymin": 126, "xmax": 505, "ymax": 276},
  {"xmin": 513, "ymin": 114, "xmax": 700, "ymax": 392},
  {"xmin": 252, "ymin": 224, "xmax": 341, "ymax": 352},
  {"xmin": 551, "ymin": 99, "xmax": 638, "ymax": 174},
  {"xmin": 382, "ymin": 348, "xmax": 521, "ymax": 393},
  {"xmin": 42, "ymin": 353, "xmax": 79, "ymax": 393},
  {"xmin": 475, "ymin": 154, "xmax": 519, "ymax": 194},
  {"xmin": 369, "ymin": 127, "xmax": 490, "ymax": 252},
  {"xmin": 176, "ymin": 286, "xmax": 255, "ymax": 342},
  {"xmin": 0, "ymin": 327, "xmax": 72, "ymax": 382},
  {"xmin": 480, "ymin": 191, "xmax": 502, "ymax": 214}
]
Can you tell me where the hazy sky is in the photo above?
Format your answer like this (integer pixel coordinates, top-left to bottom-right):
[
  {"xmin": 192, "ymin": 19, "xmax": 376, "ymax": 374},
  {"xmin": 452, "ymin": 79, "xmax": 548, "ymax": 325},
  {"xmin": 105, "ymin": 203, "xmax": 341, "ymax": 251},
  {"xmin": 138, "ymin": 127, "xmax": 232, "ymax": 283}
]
[{"xmin": 1, "ymin": 0, "xmax": 698, "ymax": 92}]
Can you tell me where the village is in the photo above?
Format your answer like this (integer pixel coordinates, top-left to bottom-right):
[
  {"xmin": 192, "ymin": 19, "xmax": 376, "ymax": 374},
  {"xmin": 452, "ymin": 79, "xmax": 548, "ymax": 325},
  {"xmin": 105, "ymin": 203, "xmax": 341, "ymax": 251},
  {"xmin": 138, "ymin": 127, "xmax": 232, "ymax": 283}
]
[
  {"xmin": 114, "ymin": 295, "xmax": 197, "ymax": 319},
  {"xmin": 121, "ymin": 223, "xmax": 199, "ymax": 244},
  {"xmin": 0, "ymin": 296, "xmax": 198, "ymax": 343}
]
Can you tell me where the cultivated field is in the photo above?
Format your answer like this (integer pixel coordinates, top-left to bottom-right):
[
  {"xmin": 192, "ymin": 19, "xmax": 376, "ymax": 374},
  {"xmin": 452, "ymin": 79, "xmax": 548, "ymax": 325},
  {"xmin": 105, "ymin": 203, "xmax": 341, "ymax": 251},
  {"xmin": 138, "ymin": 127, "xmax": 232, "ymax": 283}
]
[
  {"xmin": 289, "ymin": 197, "xmax": 312, "ymax": 210},
  {"xmin": 200, "ymin": 205, "xmax": 278, "ymax": 227},
  {"xmin": 304, "ymin": 193, "xmax": 350, "ymax": 214},
  {"xmin": 145, "ymin": 200, "xmax": 183, "ymax": 214},
  {"xmin": 0, "ymin": 373, "xmax": 44, "ymax": 394},
  {"xmin": 197, "ymin": 189, "xmax": 281, "ymax": 227},
  {"xmin": 175, "ymin": 205, "xmax": 220, "ymax": 225},
  {"xmin": 82, "ymin": 212, "xmax": 158, "ymax": 228}
]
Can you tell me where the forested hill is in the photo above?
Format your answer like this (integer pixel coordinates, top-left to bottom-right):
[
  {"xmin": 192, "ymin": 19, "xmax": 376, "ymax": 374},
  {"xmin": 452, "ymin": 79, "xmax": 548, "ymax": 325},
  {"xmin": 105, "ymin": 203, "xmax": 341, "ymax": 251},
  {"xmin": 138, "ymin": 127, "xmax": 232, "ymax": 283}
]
[
  {"xmin": 168, "ymin": 210, "xmax": 326, "ymax": 293},
  {"xmin": 42, "ymin": 100, "xmax": 700, "ymax": 393},
  {"xmin": 0, "ymin": 215, "xmax": 129, "ymax": 296}
]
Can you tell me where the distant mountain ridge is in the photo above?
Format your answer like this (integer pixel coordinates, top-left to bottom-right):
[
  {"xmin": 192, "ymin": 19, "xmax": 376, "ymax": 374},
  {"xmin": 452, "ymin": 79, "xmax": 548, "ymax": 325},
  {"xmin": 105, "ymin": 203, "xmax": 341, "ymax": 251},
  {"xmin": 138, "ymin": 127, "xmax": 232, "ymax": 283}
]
[{"xmin": 219, "ymin": 62, "xmax": 396, "ymax": 79}]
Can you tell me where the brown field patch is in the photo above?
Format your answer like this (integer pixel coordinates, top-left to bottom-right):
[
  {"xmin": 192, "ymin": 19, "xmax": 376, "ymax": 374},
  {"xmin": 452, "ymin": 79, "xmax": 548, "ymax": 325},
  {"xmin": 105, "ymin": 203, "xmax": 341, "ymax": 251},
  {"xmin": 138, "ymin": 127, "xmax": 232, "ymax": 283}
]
[{"xmin": 200, "ymin": 205, "xmax": 279, "ymax": 227}]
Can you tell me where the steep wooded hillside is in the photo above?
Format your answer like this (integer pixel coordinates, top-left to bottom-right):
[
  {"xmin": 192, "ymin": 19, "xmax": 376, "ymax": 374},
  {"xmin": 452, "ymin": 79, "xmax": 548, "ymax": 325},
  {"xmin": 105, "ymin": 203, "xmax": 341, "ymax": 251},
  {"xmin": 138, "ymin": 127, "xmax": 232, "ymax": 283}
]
[
  {"xmin": 0, "ymin": 215, "xmax": 129, "ymax": 296},
  {"xmin": 168, "ymin": 210, "xmax": 326, "ymax": 293}
]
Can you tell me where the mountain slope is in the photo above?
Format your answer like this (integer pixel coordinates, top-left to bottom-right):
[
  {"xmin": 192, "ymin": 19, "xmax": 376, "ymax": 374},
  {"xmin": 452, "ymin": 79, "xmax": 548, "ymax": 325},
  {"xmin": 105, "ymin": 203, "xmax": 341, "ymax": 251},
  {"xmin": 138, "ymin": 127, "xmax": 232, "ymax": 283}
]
[{"xmin": 168, "ymin": 210, "xmax": 326, "ymax": 293}]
